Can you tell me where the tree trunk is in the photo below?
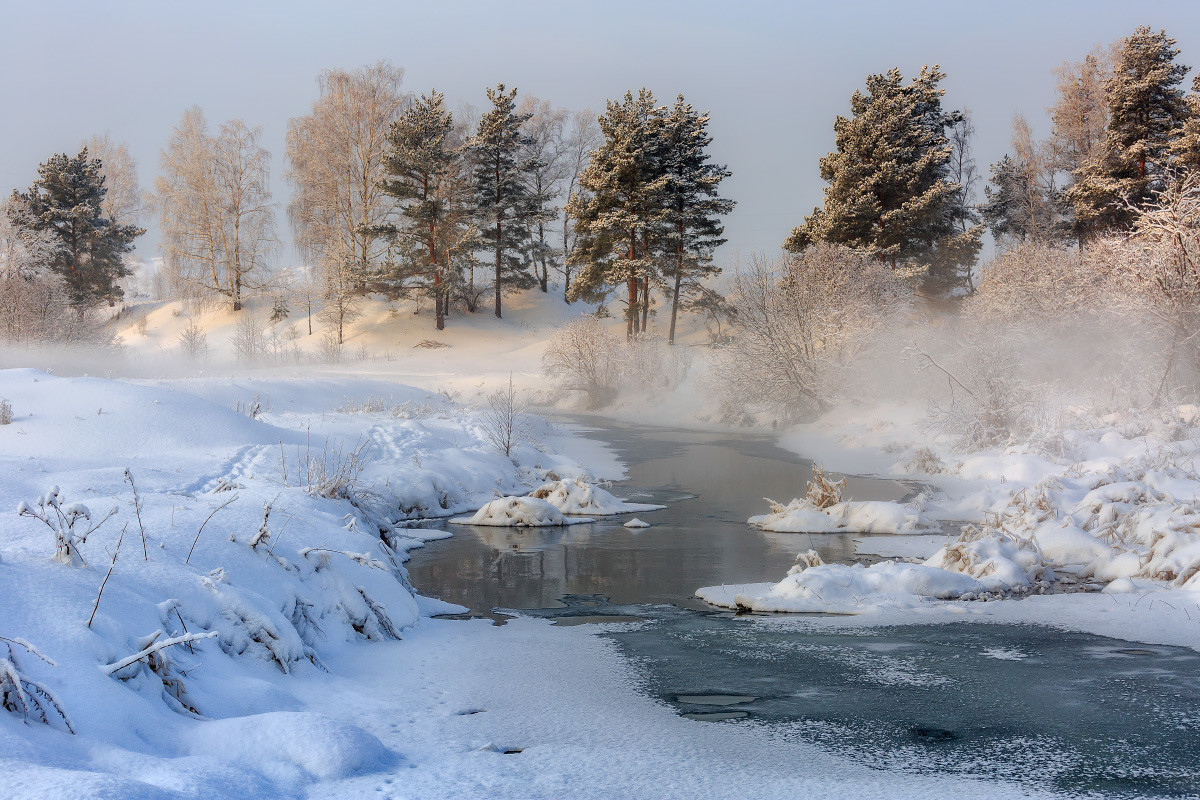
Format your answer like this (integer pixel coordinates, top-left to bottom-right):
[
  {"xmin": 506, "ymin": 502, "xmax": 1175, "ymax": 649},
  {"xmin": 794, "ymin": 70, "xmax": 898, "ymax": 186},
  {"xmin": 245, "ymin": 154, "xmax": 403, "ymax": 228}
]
[
  {"xmin": 668, "ymin": 245, "xmax": 683, "ymax": 345},
  {"xmin": 626, "ymin": 277, "xmax": 637, "ymax": 339},
  {"xmin": 640, "ymin": 275, "xmax": 649, "ymax": 333},
  {"xmin": 494, "ymin": 219, "xmax": 503, "ymax": 319}
]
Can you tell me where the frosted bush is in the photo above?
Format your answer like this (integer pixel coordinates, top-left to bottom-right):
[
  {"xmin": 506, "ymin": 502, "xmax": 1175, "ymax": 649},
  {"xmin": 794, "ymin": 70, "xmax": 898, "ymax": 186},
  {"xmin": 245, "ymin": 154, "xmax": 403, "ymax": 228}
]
[{"xmin": 542, "ymin": 315, "xmax": 621, "ymax": 408}]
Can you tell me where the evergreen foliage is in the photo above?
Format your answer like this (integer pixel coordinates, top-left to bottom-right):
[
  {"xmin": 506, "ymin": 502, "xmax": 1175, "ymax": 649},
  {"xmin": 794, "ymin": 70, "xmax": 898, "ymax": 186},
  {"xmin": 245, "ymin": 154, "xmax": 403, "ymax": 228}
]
[
  {"xmin": 469, "ymin": 84, "xmax": 538, "ymax": 319},
  {"xmin": 10, "ymin": 149, "xmax": 143, "ymax": 307},
  {"xmin": 1169, "ymin": 75, "xmax": 1200, "ymax": 175},
  {"xmin": 380, "ymin": 91, "xmax": 472, "ymax": 329},
  {"xmin": 786, "ymin": 66, "xmax": 978, "ymax": 293},
  {"xmin": 1068, "ymin": 26, "xmax": 1190, "ymax": 235},
  {"xmin": 659, "ymin": 95, "xmax": 734, "ymax": 342},
  {"xmin": 981, "ymin": 155, "xmax": 1073, "ymax": 247},
  {"xmin": 567, "ymin": 89, "xmax": 669, "ymax": 337}
]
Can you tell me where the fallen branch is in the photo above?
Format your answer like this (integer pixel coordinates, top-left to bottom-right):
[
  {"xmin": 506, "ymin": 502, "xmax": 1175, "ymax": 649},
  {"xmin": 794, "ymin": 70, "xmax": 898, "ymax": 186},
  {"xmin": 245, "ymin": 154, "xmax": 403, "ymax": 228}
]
[{"xmin": 101, "ymin": 631, "xmax": 217, "ymax": 676}]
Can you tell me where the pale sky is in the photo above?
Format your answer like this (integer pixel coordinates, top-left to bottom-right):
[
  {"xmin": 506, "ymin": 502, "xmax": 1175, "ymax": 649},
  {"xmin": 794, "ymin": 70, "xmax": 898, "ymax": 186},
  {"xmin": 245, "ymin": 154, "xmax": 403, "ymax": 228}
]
[{"xmin": 3, "ymin": 0, "xmax": 1200, "ymax": 263}]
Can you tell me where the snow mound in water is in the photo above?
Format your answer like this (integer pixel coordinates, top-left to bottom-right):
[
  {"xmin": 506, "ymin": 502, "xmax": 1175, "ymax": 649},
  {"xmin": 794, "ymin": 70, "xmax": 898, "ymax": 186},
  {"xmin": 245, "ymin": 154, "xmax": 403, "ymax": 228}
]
[
  {"xmin": 531, "ymin": 478, "xmax": 665, "ymax": 515},
  {"xmin": 623, "ymin": 518, "xmax": 651, "ymax": 529},
  {"xmin": 191, "ymin": 712, "xmax": 391, "ymax": 779},
  {"xmin": 699, "ymin": 529, "xmax": 1056, "ymax": 613},
  {"xmin": 749, "ymin": 497, "xmax": 933, "ymax": 534},
  {"xmin": 451, "ymin": 496, "xmax": 593, "ymax": 527}
]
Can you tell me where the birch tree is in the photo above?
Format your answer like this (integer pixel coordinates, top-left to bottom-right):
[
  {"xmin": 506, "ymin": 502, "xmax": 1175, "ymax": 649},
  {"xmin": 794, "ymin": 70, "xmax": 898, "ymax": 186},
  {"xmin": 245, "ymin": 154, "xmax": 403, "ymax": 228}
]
[
  {"xmin": 560, "ymin": 109, "xmax": 601, "ymax": 301},
  {"xmin": 285, "ymin": 62, "xmax": 408, "ymax": 337},
  {"xmin": 155, "ymin": 109, "xmax": 276, "ymax": 310}
]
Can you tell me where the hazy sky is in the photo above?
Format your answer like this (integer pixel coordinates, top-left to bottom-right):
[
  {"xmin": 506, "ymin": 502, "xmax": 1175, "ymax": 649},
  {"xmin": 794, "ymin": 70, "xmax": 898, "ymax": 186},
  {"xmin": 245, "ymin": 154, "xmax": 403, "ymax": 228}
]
[{"xmin": 4, "ymin": 0, "xmax": 1200, "ymax": 263}]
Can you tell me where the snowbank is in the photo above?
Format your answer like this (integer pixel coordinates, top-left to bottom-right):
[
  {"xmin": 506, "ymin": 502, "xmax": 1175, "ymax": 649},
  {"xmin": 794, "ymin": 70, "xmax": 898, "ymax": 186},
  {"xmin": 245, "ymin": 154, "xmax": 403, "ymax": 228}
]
[
  {"xmin": 0, "ymin": 368, "xmax": 613, "ymax": 797},
  {"xmin": 531, "ymin": 478, "xmax": 665, "ymax": 516},
  {"xmin": 450, "ymin": 496, "xmax": 592, "ymax": 527},
  {"xmin": 749, "ymin": 498, "xmax": 933, "ymax": 534}
]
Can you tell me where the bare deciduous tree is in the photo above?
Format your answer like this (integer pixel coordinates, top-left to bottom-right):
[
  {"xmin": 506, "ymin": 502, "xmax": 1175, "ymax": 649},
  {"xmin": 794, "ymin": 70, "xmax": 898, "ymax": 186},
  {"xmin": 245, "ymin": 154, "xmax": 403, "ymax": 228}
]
[
  {"xmin": 286, "ymin": 61, "xmax": 408, "ymax": 338},
  {"xmin": 155, "ymin": 108, "xmax": 277, "ymax": 310},
  {"xmin": 559, "ymin": 109, "xmax": 601, "ymax": 301},
  {"xmin": 712, "ymin": 245, "xmax": 909, "ymax": 418},
  {"xmin": 1049, "ymin": 42, "xmax": 1118, "ymax": 173},
  {"xmin": 82, "ymin": 134, "xmax": 142, "ymax": 229}
]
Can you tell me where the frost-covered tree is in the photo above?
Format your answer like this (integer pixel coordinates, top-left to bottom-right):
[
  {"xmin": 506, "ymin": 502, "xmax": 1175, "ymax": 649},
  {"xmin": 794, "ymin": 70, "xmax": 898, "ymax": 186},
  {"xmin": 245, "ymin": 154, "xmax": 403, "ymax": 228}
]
[
  {"xmin": 924, "ymin": 108, "xmax": 983, "ymax": 296},
  {"xmin": 286, "ymin": 62, "xmax": 408, "ymax": 302},
  {"xmin": 713, "ymin": 245, "xmax": 909, "ymax": 419},
  {"xmin": 155, "ymin": 109, "xmax": 276, "ymax": 310},
  {"xmin": 380, "ymin": 90, "xmax": 475, "ymax": 329},
  {"xmin": 82, "ymin": 134, "xmax": 142, "ymax": 230},
  {"xmin": 519, "ymin": 97, "xmax": 569, "ymax": 294},
  {"xmin": 658, "ymin": 95, "xmax": 734, "ymax": 343},
  {"xmin": 567, "ymin": 89, "xmax": 668, "ymax": 337},
  {"xmin": 1049, "ymin": 44, "xmax": 1117, "ymax": 176},
  {"xmin": 1169, "ymin": 75, "xmax": 1200, "ymax": 175},
  {"xmin": 981, "ymin": 115, "xmax": 1073, "ymax": 248},
  {"xmin": 10, "ymin": 149, "xmax": 143, "ymax": 308},
  {"xmin": 559, "ymin": 109, "xmax": 601, "ymax": 301},
  {"xmin": 786, "ymin": 66, "xmax": 974, "ymax": 289},
  {"xmin": 1068, "ymin": 27, "xmax": 1190, "ymax": 236},
  {"xmin": 468, "ymin": 84, "xmax": 537, "ymax": 319}
]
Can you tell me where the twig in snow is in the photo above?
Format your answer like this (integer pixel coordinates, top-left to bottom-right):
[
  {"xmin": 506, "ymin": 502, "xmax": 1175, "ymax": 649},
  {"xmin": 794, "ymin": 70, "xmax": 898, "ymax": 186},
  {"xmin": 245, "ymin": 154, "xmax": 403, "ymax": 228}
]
[
  {"xmin": 88, "ymin": 524, "xmax": 125, "ymax": 629},
  {"xmin": 100, "ymin": 631, "xmax": 218, "ymax": 676},
  {"xmin": 124, "ymin": 468, "xmax": 148, "ymax": 560},
  {"xmin": 186, "ymin": 494, "xmax": 238, "ymax": 564}
]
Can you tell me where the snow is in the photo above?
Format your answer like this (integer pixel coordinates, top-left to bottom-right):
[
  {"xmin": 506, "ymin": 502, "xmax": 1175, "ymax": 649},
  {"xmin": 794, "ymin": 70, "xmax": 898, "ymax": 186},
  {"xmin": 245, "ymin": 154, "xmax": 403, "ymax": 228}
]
[
  {"xmin": 449, "ymin": 496, "xmax": 592, "ymax": 527},
  {"xmin": 530, "ymin": 478, "xmax": 665, "ymax": 516},
  {"xmin": 623, "ymin": 518, "xmax": 651, "ymax": 528},
  {"xmin": 749, "ymin": 497, "xmax": 934, "ymax": 534}
]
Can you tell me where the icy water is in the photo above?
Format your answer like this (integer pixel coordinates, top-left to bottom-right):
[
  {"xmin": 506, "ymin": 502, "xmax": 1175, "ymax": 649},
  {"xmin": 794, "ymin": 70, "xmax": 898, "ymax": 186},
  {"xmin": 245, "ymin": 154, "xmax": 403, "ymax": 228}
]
[{"xmin": 406, "ymin": 418, "xmax": 1200, "ymax": 797}]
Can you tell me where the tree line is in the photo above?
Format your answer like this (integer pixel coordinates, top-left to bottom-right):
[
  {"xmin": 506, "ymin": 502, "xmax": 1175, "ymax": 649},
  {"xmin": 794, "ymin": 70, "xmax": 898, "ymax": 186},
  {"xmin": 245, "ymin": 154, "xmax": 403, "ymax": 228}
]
[{"xmin": 790, "ymin": 25, "xmax": 1200, "ymax": 297}]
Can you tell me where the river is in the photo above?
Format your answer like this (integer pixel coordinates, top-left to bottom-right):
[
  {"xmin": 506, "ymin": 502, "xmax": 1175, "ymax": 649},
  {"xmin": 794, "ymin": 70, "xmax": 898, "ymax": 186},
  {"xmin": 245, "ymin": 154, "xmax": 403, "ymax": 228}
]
[{"xmin": 405, "ymin": 418, "xmax": 1200, "ymax": 797}]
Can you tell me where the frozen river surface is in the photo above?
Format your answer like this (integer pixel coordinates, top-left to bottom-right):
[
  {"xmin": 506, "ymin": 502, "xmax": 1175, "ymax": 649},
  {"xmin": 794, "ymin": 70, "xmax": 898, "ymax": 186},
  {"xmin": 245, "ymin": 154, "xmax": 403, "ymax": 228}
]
[{"xmin": 407, "ymin": 419, "xmax": 1200, "ymax": 797}]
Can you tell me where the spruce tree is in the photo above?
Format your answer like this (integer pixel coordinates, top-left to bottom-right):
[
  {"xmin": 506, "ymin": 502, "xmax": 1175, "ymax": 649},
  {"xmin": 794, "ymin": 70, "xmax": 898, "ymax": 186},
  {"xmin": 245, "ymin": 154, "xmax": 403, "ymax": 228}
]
[
  {"xmin": 468, "ymin": 84, "xmax": 537, "ymax": 319},
  {"xmin": 10, "ymin": 148, "xmax": 143, "ymax": 307},
  {"xmin": 785, "ymin": 66, "xmax": 970, "ymax": 286},
  {"xmin": 380, "ymin": 90, "xmax": 464, "ymax": 330},
  {"xmin": 659, "ymin": 95, "xmax": 734, "ymax": 344},
  {"xmin": 1068, "ymin": 26, "xmax": 1189, "ymax": 236},
  {"xmin": 567, "ymin": 89, "xmax": 668, "ymax": 338}
]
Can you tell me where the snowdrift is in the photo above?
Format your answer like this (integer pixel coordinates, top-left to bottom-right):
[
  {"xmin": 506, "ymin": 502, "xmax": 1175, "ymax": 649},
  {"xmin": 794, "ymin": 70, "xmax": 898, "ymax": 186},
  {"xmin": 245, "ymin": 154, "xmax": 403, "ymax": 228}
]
[{"xmin": 0, "ymin": 369, "xmax": 606, "ymax": 796}]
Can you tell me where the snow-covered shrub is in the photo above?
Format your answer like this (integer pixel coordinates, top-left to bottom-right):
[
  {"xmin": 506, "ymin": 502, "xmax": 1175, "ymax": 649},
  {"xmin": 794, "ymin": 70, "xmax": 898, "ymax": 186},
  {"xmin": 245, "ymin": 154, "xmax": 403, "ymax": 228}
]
[
  {"xmin": 0, "ymin": 636, "xmax": 73, "ymax": 733},
  {"xmin": 903, "ymin": 446, "xmax": 946, "ymax": 474},
  {"xmin": 542, "ymin": 315, "xmax": 621, "ymax": 408},
  {"xmin": 805, "ymin": 464, "xmax": 844, "ymax": 509},
  {"xmin": 623, "ymin": 334, "xmax": 691, "ymax": 396},
  {"xmin": 178, "ymin": 319, "xmax": 208, "ymax": 363},
  {"xmin": 712, "ymin": 246, "xmax": 909, "ymax": 420},
  {"xmin": 17, "ymin": 487, "xmax": 117, "ymax": 566},
  {"xmin": 911, "ymin": 339, "xmax": 1041, "ymax": 450},
  {"xmin": 317, "ymin": 327, "xmax": 343, "ymax": 364},
  {"xmin": 479, "ymin": 376, "xmax": 533, "ymax": 457},
  {"xmin": 232, "ymin": 310, "xmax": 266, "ymax": 364},
  {"xmin": 280, "ymin": 439, "xmax": 371, "ymax": 500}
]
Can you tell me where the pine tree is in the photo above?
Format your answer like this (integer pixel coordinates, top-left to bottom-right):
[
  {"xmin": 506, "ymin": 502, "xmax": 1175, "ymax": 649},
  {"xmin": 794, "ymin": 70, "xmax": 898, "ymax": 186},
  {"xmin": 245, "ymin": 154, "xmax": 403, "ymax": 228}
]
[
  {"xmin": 785, "ymin": 66, "xmax": 968, "ymax": 284},
  {"xmin": 659, "ymin": 95, "xmax": 734, "ymax": 344},
  {"xmin": 981, "ymin": 156, "xmax": 1072, "ymax": 247},
  {"xmin": 469, "ymin": 84, "xmax": 537, "ymax": 319},
  {"xmin": 10, "ymin": 149, "xmax": 143, "ymax": 307},
  {"xmin": 1169, "ymin": 74, "xmax": 1200, "ymax": 175},
  {"xmin": 1068, "ymin": 26, "xmax": 1189, "ymax": 236},
  {"xmin": 380, "ymin": 90, "xmax": 471, "ymax": 330},
  {"xmin": 567, "ymin": 89, "xmax": 668, "ymax": 338}
]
